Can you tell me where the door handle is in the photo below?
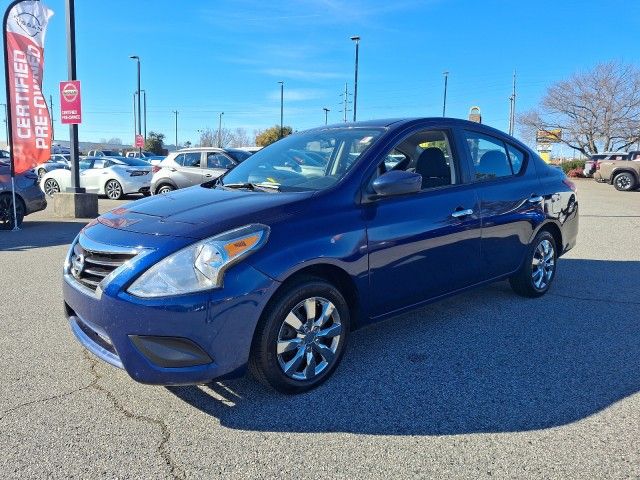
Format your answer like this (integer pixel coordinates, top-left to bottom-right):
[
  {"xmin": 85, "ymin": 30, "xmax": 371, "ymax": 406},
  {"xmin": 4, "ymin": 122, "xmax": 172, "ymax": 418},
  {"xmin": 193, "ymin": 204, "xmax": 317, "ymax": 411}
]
[
  {"xmin": 169, "ymin": 167, "xmax": 177, "ymax": 172},
  {"xmin": 451, "ymin": 208, "xmax": 474, "ymax": 218},
  {"xmin": 204, "ymin": 173, "xmax": 213, "ymax": 178},
  {"xmin": 528, "ymin": 195, "xmax": 544, "ymax": 203}
]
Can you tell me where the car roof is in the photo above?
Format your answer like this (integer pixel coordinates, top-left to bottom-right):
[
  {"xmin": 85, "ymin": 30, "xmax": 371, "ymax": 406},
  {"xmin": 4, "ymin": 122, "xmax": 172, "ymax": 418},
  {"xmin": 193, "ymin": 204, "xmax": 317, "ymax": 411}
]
[{"xmin": 309, "ymin": 117, "xmax": 513, "ymax": 135}]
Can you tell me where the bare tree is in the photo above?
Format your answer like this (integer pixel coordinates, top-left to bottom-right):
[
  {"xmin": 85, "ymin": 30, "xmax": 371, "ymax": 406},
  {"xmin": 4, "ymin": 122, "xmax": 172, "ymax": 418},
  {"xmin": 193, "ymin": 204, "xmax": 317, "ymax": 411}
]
[
  {"xmin": 229, "ymin": 128, "xmax": 251, "ymax": 147},
  {"xmin": 198, "ymin": 127, "xmax": 237, "ymax": 148},
  {"xmin": 518, "ymin": 61, "xmax": 640, "ymax": 155}
]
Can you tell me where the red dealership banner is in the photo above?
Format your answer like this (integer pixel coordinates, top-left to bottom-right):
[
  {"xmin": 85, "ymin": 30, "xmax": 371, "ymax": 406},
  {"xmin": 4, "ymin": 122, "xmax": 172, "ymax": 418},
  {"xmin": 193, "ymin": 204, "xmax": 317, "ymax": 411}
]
[
  {"xmin": 3, "ymin": 1, "xmax": 54, "ymax": 175},
  {"xmin": 60, "ymin": 80, "xmax": 81, "ymax": 124}
]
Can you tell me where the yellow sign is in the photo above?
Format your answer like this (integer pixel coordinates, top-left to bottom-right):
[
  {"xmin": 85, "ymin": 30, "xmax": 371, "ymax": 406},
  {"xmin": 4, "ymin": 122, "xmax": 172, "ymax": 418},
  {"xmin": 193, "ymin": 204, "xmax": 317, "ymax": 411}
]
[{"xmin": 536, "ymin": 129, "xmax": 562, "ymax": 143}]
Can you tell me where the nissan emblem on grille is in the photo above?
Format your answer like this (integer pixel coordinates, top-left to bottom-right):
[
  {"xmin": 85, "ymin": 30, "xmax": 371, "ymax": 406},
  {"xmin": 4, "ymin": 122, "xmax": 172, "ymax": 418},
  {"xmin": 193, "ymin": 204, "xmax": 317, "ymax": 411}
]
[{"xmin": 71, "ymin": 252, "xmax": 85, "ymax": 278}]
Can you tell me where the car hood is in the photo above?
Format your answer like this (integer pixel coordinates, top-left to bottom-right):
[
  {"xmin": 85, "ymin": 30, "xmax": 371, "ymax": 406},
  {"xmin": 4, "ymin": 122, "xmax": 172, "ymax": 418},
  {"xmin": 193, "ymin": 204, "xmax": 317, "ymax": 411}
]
[{"xmin": 96, "ymin": 185, "xmax": 314, "ymax": 239}]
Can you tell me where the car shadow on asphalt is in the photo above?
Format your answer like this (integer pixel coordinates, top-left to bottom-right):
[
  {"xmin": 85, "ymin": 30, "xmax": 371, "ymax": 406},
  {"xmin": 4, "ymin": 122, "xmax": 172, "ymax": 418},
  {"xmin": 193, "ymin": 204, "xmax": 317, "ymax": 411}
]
[
  {"xmin": 168, "ymin": 258, "xmax": 640, "ymax": 435},
  {"xmin": 0, "ymin": 220, "xmax": 87, "ymax": 251}
]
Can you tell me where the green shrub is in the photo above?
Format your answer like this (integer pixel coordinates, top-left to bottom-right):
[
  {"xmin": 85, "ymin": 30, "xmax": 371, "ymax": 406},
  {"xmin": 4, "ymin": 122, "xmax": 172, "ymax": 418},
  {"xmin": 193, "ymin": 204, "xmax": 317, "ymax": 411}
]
[{"xmin": 560, "ymin": 160, "xmax": 586, "ymax": 174}]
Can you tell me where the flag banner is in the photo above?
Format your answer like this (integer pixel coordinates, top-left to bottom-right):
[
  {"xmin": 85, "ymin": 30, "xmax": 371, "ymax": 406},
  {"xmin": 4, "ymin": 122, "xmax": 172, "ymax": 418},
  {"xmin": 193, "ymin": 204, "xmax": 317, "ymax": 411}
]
[{"xmin": 4, "ymin": 1, "xmax": 54, "ymax": 175}]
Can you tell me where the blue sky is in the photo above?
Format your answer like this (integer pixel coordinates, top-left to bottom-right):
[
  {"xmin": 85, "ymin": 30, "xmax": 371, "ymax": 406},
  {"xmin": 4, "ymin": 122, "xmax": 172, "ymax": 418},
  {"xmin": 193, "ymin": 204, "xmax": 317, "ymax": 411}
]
[{"xmin": 5, "ymin": 0, "xmax": 640, "ymax": 147}]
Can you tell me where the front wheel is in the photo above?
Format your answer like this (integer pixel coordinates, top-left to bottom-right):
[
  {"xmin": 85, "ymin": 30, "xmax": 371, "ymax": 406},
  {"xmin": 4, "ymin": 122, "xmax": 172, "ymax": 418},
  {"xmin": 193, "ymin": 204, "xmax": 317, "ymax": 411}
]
[
  {"xmin": 613, "ymin": 172, "xmax": 637, "ymax": 191},
  {"xmin": 249, "ymin": 278, "xmax": 350, "ymax": 394},
  {"xmin": 43, "ymin": 178, "xmax": 60, "ymax": 196},
  {"xmin": 105, "ymin": 179, "xmax": 123, "ymax": 200},
  {"xmin": 509, "ymin": 230, "xmax": 557, "ymax": 298}
]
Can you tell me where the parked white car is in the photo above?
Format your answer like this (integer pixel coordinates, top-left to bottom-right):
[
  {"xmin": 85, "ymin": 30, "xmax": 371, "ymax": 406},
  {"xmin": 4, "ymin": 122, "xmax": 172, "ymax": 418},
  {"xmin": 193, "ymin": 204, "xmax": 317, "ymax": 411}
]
[
  {"xmin": 40, "ymin": 157, "xmax": 152, "ymax": 199},
  {"xmin": 33, "ymin": 154, "xmax": 71, "ymax": 180}
]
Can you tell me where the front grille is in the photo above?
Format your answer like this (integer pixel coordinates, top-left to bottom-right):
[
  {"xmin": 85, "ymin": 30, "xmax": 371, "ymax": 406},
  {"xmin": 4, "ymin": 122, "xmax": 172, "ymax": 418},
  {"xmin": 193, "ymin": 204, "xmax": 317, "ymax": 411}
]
[{"xmin": 69, "ymin": 242, "xmax": 136, "ymax": 291}]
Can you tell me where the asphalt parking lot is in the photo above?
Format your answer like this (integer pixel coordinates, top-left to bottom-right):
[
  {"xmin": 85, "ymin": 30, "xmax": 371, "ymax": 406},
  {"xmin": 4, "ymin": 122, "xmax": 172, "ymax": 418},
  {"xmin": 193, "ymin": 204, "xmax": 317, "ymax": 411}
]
[{"xmin": 1, "ymin": 181, "xmax": 639, "ymax": 479}]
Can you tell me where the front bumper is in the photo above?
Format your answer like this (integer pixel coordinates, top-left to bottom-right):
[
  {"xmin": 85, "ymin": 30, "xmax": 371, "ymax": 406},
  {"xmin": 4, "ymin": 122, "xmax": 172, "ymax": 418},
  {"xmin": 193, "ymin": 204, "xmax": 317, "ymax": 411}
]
[{"xmin": 63, "ymin": 232, "xmax": 280, "ymax": 385}]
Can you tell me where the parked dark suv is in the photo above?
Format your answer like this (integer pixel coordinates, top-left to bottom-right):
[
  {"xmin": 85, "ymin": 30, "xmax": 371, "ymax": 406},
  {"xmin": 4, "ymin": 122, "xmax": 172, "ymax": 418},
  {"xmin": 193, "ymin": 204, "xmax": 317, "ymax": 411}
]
[{"xmin": 64, "ymin": 118, "xmax": 578, "ymax": 393}]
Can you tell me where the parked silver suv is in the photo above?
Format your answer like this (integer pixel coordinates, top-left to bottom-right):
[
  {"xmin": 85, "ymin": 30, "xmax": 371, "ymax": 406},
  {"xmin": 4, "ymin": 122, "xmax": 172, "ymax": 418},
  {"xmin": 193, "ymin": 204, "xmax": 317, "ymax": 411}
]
[{"xmin": 150, "ymin": 147, "xmax": 251, "ymax": 194}]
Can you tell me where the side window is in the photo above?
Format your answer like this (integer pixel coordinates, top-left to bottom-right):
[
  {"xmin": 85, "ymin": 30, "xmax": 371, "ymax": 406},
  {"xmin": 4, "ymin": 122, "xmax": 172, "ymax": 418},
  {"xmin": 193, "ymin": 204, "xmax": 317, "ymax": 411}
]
[
  {"xmin": 464, "ymin": 130, "xmax": 512, "ymax": 180},
  {"xmin": 79, "ymin": 159, "xmax": 93, "ymax": 170},
  {"xmin": 506, "ymin": 144, "xmax": 525, "ymax": 175},
  {"xmin": 174, "ymin": 153, "xmax": 185, "ymax": 166},
  {"xmin": 371, "ymin": 129, "xmax": 457, "ymax": 191},
  {"xmin": 93, "ymin": 159, "xmax": 106, "ymax": 169},
  {"xmin": 182, "ymin": 152, "xmax": 202, "ymax": 167},
  {"xmin": 207, "ymin": 153, "xmax": 234, "ymax": 169}
]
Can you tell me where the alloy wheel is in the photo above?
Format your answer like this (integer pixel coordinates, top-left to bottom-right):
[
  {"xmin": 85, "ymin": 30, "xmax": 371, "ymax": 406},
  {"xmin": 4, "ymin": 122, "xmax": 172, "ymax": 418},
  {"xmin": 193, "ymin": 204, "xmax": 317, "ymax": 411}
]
[
  {"xmin": 276, "ymin": 297, "xmax": 343, "ymax": 381},
  {"xmin": 531, "ymin": 239, "xmax": 555, "ymax": 290},
  {"xmin": 615, "ymin": 175, "xmax": 631, "ymax": 190},
  {"xmin": 158, "ymin": 185, "xmax": 174, "ymax": 194},
  {"xmin": 105, "ymin": 180, "xmax": 122, "ymax": 199},
  {"xmin": 0, "ymin": 194, "xmax": 24, "ymax": 229},
  {"xmin": 43, "ymin": 178, "xmax": 60, "ymax": 196}
]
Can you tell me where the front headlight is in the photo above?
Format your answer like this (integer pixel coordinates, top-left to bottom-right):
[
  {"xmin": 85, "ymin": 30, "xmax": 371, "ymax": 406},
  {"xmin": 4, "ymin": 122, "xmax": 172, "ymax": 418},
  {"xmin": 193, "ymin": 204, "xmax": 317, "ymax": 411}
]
[{"xmin": 127, "ymin": 224, "xmax": 269, "ymax": 298}]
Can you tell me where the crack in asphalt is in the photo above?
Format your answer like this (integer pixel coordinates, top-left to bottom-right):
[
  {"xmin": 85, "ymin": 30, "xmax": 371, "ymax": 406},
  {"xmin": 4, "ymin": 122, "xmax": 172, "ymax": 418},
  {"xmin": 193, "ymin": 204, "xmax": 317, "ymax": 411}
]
[
  {"xmin": 82, "ymin": 351, "xmax": 185, "ymax": 480},
  {"xmin": 548, "ymin": 292, "xmax": 640, "ymax": 306},
  {"xmin": 0, "ymin": 351, "xmax": 184, "ymax": 479}
]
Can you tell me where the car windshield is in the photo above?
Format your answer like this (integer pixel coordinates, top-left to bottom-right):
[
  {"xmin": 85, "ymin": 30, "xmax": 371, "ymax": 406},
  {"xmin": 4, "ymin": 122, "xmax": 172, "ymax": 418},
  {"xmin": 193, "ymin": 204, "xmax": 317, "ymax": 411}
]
[
  {"xmin": 102, "ymin": 150, "xmax": 120, "ymax": 156},
  {"xmin": 220, "ymin": 128, "xmax": 383, "ymax": 192},
  {"xmin": 117, "ymin": 157, "xmax": 149, "ymax": 166}
]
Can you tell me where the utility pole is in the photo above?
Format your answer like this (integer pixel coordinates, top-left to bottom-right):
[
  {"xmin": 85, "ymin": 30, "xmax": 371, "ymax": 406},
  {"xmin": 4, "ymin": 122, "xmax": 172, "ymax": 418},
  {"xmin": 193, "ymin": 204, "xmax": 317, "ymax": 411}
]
[
  {"xmin": 350, "ymin": 35, "xmax": 360, "ymax": 122},
  {"xmin": 49, "ymin": 94, "xmax": 55, "ymax": 142},
  {"xmin": 340, "ymin": 82, "xmax": 352, "ymax": 122},
  {"xmin": 508, "ymin": 70, "xmax": 516, "ymax": 136},
  {"xmin": 442, "ymin": 71, "xmax": 449, "ymax": 117},
  {"xmin": 172, "ymin": 110, "xmax": 178, "ymax": 149},
  {"xmin": 323, "ymin": 107, "xmax": 330, "ymax": 125},
  {"xmin": 218, "ymin": 111, "xmax": 224, "ymax": 147},
  {"xmin": 132, "ymin": 93, "xmax": 137, "ymax": 142},
  {"xmin": 278, "ymin": 81, "xmax": 284, "ymax": 139}
]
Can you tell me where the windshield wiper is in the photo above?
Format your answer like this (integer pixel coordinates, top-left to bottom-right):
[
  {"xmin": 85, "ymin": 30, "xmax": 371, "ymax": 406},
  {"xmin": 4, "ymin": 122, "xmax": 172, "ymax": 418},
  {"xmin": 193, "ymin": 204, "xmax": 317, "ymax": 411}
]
[{"xmin": 221, "ymin": 182, "xmax": 280, "ymax": 192}]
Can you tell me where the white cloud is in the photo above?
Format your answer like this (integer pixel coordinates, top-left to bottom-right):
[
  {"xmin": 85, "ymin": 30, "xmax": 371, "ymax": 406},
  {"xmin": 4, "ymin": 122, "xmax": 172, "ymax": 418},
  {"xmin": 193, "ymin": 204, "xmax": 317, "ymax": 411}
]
[
  {"xmin": 268, "ymin": 88, "xmax": 324, "ymax": 102},
  {"xmin": 262, "ymin": 68, "xmax": 343, "ymax": 81}
]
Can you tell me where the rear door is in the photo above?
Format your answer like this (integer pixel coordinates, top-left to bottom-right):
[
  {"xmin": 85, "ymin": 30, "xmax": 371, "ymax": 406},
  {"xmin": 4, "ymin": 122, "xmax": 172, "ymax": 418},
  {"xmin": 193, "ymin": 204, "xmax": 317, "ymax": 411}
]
[
  {"xmin": 203, "ymin": 151, "xmax": 235, "ymax": 180},
  {"xmin": 173, "ymin": 152, "xmax": 203, "ymax": 188},
  {"xmin": 461, "ymin": 128, "xmax": 543, "ymax": 280}
]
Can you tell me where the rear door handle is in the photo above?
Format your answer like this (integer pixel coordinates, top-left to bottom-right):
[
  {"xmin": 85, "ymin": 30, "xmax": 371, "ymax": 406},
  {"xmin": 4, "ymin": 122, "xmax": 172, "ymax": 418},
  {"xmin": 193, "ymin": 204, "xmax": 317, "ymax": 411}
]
[
  {"xmin": 451, "ymin": 208, "xmax": 474, "ymax": 218},
  {"xmin": 204, "ymin": 173, "xmax": 213, "ymax": 178},
  {"xmin": 528, "ymin": 195, "xmax": 544, "ymax": 203}
]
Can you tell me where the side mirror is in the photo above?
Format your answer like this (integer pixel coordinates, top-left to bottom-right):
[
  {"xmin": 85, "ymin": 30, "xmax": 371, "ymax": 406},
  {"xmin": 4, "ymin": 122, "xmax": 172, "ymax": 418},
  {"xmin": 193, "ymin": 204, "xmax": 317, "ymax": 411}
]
[{"xmin": 371, "ymin": 170, "xmax": 422, "ymax": 197}]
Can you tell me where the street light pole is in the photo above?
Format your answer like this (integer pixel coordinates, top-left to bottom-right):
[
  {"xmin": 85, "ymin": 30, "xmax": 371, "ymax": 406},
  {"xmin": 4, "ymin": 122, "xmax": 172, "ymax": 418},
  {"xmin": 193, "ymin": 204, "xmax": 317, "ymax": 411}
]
[
  {"xmin": 278, "ymin": 81, "xmax": 284, "ymax": 139},
  {"xmin": 323, "ymin": 107, "xmax": 330, "ymax": 125},
  {"xmin": 218, "ymin": 111, "xmax": 224, "ymax": 147},
  {"xmin": 442, "ymin": 71, "xmax": 449, "ymax": 117},
  {"xmin": 350, "ymin": 35, "xmax": 360, "ymax": 122},
  {"xmin": 65, "ymin": 0, "xmax": 83, "ymax": 193},
  {"xmin": 130, "ymin": 55, "xmax": 141, "ymax": 152},
  {"xmin": 141, "ymin": 89, "xmax": 147, "ymax": 140}
]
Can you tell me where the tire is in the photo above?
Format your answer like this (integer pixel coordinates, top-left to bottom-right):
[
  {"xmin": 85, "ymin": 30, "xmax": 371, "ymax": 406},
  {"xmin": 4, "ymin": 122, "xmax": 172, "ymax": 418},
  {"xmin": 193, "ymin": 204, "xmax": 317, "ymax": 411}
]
[
  {"xmin": 0, "ymin": 193, "xmax": 25, "ymax": 230},
  {"xmin": 156, "ymin": 184, "xmax": 175, "ymax": 195},
  {"xmin": 105, "ymin": 179, "xmax": 123, "ymax": 200},
  {"xmin": 43, "ymin": 178, "xmax": 60, "ymax": 196},
  {"xmin": 509, "ymin": 230, "xmax": 557, "ymax": 298},
  {"xmin": 612, "ymin": 172, "xmax": 636, "ymax": 192},
  {"xmin": 249, "ymin": 277, "xmax": 351, "ymax": 394}
]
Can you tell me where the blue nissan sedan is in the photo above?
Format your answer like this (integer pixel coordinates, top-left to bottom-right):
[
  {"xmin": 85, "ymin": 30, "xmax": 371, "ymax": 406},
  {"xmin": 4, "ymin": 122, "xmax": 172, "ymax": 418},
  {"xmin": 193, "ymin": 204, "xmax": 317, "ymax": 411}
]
[{"xmin": 64, "ymin": 118, "xmax": 578, "ymax": 393}]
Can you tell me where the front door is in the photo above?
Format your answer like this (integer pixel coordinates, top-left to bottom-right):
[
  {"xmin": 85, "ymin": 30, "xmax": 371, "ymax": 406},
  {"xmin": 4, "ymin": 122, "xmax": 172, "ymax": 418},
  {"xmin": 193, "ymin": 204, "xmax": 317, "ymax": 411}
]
[
  {"xmin": 204, "ymin": 151, "xmax": 235, "ymax": 181},
  {"xmin": 365, "ymin": 128, "xmax": 482, "ymax": 318}
]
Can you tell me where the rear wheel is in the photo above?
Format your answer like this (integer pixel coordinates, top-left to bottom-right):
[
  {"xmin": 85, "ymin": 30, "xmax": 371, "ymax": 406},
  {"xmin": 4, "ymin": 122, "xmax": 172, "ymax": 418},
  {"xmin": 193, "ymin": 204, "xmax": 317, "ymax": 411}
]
[
  {"xmin": 509, "ymin": 230, "xmax": 557, "ymax": 298},
  {"xmin": 613, "ymin": 172, "xmax": 636, "ymax": 191},
  {"xmin": 105, "ymin": 179, "xmax": 123, "ymax": 200},
  {"xmin": 249, "ymin": 277, "xmax": 350, "ymax": 394},
  {"xmin": 0, "ymin": 193, "xmax": 25, "ymax": 230},
  {"xmin": 157, "ymin": 184, "xmax": 175, "ymax": 195},
  {"xmin": 43, "ymin": 178, "xmax": 60, "ymax": 196}
]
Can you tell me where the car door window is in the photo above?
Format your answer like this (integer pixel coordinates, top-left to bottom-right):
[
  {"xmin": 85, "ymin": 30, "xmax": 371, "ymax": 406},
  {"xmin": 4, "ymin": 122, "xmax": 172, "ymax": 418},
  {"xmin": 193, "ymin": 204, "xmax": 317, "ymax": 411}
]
[
  {"xmin": 206, "ymin": 153, "xmax": 234, "ymax": 169},
  {"xmin": 464, "ymin": 130, "xmax": 513, "ymax": 180},
  {"xmin": 371, "ymin": 129, "xmax": 457, "ymax": 190},
  {"xmin": 506, "ymin": 144, "xmax": 525, "ymax": 175},
  {"xmin": 175, "ymin": 152, "xmax": 201, "ymax": 168},
  {"xmin": 93, "ymin": 159, "xmax": 107, "ymax": 169}
]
